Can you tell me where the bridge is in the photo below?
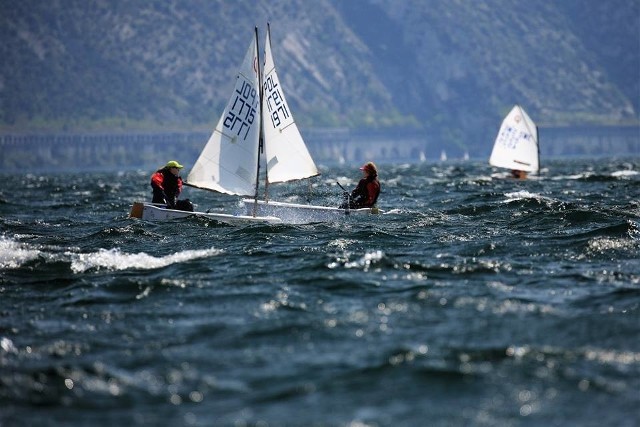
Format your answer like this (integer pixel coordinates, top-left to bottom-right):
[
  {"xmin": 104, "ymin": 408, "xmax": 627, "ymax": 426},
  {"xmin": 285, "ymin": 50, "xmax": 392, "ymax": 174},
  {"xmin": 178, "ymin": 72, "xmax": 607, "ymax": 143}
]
[{"xmin": 0, "ymin": 126, "xmax": 637, "ymax": 172}]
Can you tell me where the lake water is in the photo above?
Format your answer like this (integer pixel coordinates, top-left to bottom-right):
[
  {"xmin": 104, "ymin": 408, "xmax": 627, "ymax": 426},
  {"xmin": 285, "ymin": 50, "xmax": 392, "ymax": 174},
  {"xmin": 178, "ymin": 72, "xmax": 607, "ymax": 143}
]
[{"xmin": 1, "ymin": 157, "xmax": 639, "ymax": 426}]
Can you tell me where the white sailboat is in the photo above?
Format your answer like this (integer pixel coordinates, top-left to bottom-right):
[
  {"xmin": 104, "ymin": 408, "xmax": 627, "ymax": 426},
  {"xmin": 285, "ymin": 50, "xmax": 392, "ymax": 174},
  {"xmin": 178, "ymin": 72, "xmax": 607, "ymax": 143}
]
[
  {"xmin": 489, "ymin": 104, "xmax": 540, "ymax": 178},
  {"xmin": 131, "ymin": 25, "xmax": 378, "ymax": 224},
  {"xmin": 130, "ymin": 28, "xmax": 281, "ymax": 224},
  {"xmin": 240, "ymin": 24, "xmax": 380, "ymax": 223}
]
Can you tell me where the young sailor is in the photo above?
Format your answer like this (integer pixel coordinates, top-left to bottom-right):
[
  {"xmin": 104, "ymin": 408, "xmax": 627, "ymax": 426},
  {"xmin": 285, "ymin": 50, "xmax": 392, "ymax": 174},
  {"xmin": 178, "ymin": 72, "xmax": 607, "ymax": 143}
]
[
  {"xmin": 151, "ymin": 160, "xmax": 185, "ymax": 209},
  {"xmin": 341, "ymin": 162, "xmax": 381, "ymax": 209},
  {"xmin": 511, "ymin": 169, "xmax": 528, "ymax": 180}
]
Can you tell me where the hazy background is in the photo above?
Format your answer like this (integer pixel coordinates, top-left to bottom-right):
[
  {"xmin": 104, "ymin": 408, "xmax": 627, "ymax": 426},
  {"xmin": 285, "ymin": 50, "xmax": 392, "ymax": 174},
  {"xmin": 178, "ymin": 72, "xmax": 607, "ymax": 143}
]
[{"xmin": 0, "ymin": 0, "xmax": 638, "ymax": 170}]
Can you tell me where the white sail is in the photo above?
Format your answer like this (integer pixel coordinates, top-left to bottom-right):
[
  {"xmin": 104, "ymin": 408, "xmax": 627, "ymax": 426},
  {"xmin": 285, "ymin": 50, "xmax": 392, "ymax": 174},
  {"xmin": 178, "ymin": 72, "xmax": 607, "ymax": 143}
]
[
  {"xmin": 186, "ymin": 36, "xmax": 261, "ymax": 196},
  {"xmin": 262, "ymin": 27, "xmax": 319, "ymax": 184},
  {"xmin": 489, "ymin": 105, "xmax": 539, "ymax": 173}
]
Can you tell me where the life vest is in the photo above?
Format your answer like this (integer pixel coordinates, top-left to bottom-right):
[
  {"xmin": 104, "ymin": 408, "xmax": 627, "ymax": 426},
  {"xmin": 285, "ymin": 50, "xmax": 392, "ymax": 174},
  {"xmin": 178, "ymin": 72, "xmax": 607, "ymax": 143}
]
[
  {"xmin": 151, "ymin": 168, "xmax": 183, "ymax": 203},
  {"xmin": 352, "ymin": 175, "xmax": 380, "ymax": 208}
]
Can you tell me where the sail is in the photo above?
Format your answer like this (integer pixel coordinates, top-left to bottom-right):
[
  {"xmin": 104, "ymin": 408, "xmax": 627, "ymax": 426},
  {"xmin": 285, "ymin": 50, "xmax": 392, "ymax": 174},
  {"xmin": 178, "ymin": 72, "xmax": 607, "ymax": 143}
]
[
  {"xmin": 489, "ymin": 105, "xmax": 539, "ymax": 173},
  {"xmin": 262, "ymin": 27, "xmax": 319, "ymax": 184},
  {"xmin": 186, "ymin": 36, "xmax": 261, "ymax": 196}
]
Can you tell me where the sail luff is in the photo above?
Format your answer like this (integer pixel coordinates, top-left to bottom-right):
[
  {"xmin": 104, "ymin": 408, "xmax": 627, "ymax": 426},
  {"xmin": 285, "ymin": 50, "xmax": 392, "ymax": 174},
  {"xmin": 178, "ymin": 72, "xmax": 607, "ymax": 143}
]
[
  {"xmin": 252, "ymin": 26, "xmax": 263, "ymax": 215},
  {"xmin": 263, "ymin": 23, "xmax": 272, "ymax": 202},
  {"xmin": 536, "ymin": 125, "xmax": 541, "ymax": 170}
]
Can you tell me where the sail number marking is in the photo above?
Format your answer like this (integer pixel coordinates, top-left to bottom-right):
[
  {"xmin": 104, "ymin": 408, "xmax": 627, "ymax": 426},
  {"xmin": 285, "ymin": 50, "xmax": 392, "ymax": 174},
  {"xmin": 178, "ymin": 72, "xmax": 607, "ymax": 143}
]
[
  {"xmin": 224, "ymin": 80, "xmax": 258, "ymax": 141},
  {"xmin": 264, "ymin": 75, "xmax": 290, "ymax": 128},
  {"xmin": 499, "ymin": 126, "xmax": 531, "ymax": 150}
]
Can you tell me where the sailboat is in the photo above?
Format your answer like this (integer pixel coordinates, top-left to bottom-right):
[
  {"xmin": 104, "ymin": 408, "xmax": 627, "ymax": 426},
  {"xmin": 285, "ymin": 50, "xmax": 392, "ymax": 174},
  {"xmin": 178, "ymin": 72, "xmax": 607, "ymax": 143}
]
[
  {"xmin": 489, "ymin": 104, "xmax": 540, "ymax": 179},
  {"xmin": 130, "ymin": 28, "xmax": 282, "ymax": 224},
  {"xmin": 239, "ymin": 24, "xmax": 380, "ymax": 223},
  {"xmin": 130, "ymin": 25, "xmax": 378, "ymax": 223}
]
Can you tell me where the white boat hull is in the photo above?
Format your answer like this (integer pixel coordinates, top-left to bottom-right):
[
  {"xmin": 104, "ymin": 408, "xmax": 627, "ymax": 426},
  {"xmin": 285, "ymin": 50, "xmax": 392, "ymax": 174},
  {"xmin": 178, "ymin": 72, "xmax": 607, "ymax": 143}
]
[
  {"xmin": 129, "ymin": 202, "xmax": 282, "ymax": 224},
  {"xmin": 241, "ymin": 199, "xmax": 380, "ymax": 223}
]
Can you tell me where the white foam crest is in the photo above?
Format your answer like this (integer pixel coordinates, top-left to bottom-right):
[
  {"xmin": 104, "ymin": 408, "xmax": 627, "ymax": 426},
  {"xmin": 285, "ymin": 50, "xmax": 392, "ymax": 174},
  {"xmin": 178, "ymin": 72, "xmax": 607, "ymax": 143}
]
[
  {"xmin": 503, "ymin": 190, "xmax": 547, "ymax": 203},
  {"xmin": 382, "ymin": 208, "xmax": 403, "ymax": 215},
  {"xmin": 551, "ymin": 172, "xmax": 593, "ymax": 180},
  {"xmin": 70, "ymin": 247, "xmax": 222, "ymax": 273},
  {"xmin": 0, "ymin": 236, "xmax": 42, "ymax": 269},
  {"xmin": 611, "ymin": 170, "xmax": 638, "ymax": 177}
]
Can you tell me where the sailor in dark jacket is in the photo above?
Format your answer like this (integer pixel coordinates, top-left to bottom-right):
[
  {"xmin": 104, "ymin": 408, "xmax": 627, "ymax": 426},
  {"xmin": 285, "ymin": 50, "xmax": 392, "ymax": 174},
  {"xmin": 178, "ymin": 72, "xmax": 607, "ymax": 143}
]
[
  {"xmin": 151, "ymin": 160, "xmax": 184, "ymax": 208},
  {"xmin": 341, "ymin": 161, "xmax": 380, "ymax": 209}
]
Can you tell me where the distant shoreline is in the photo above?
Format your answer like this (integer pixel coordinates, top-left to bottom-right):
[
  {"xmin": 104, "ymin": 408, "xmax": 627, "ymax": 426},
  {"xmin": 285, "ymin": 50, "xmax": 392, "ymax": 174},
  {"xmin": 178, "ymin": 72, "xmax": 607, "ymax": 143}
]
[{"xmin": 1, "ymin": 126, "xmax": 638, "ymax": 173}]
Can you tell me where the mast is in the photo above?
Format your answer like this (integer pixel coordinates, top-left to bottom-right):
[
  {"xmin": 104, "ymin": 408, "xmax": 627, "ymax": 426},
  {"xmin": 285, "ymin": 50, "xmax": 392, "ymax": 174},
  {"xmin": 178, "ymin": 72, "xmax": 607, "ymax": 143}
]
[
  {"xmin": 536, "ymin": 125, "xmax": 540, "ymax": 173},
  {"xmin": 252, "ymin": 26, "xmax": 263, "ymax": 217},
  {"xmin": 263, "ymin": 22, "xmax": 272, "ymax": 202}
]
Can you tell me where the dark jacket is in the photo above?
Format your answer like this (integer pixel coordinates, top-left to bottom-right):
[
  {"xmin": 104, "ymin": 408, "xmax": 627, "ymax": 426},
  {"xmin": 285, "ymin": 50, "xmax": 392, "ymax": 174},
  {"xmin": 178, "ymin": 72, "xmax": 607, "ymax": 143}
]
[
  {"xmin": 151, "ymin": 168, "xmax": 183, "ymax": 207},
  {"xmin": 350, "ymin": 175, "xmax": 380, "ymax": 208}
]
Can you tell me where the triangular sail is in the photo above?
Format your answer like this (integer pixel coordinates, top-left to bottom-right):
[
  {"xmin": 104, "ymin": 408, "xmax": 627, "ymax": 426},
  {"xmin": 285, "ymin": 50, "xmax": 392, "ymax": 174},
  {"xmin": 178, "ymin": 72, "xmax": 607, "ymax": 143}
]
[
  {"xmin": 489, "ymin": 105, "xmax": 539, "ymax": 173},
  {"xmin": 262, "ymin": 26, "xmax": 319, "ymax": 184},
  {"xmin": 186, "ymin": 36, "xmax": 261, "ymax": 196}
]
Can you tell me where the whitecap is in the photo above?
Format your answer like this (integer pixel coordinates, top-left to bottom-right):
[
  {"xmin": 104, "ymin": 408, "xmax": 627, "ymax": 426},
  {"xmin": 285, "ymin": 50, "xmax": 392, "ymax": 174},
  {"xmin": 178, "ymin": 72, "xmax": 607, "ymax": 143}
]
[
  {"xmin": 1, "ymin": 336, "xmax": 18, "ymax": 353},
  {"xmin": 503, "ymin": 190, "xmax": 550, "ymax": 203},
  {"xmin": 611, "ymin": 170, "xmax": 638, "ymax": 177},
  {"xmin": 69, "ymin": 247, "xmax": 222, "ymax": 273},
  {"xmin": 551, "ymin": 172, "xmax": 594, "ymax": 180},
  {"xmin": 0, "ymin": 236, "xmax": 41, "ymax": 269}
]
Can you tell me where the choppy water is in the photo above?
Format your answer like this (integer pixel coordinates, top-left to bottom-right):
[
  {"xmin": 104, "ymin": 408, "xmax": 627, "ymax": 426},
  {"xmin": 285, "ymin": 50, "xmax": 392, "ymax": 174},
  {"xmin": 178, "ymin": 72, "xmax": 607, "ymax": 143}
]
[{"xmin": 1, "ymin": 158, "xmax": 639, "ymax": 427}]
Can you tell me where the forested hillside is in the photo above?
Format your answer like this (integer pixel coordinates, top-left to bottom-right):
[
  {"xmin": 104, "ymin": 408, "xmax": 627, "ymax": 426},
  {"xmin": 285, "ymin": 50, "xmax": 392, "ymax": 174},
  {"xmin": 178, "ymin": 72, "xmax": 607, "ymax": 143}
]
[{"xmin": 1, "ymin": 0, "xmax": 638, "ymax": 151}]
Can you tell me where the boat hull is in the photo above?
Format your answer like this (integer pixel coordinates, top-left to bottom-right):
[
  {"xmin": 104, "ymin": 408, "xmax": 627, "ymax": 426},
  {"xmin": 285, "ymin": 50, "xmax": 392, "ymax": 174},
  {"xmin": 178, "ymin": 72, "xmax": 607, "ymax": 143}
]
[
  {"xmin": 241, "ymin": 199, "xmax": 380, "ymax": 223},
  {"xmin": 129, "ymin": 202, "xmax": 282, "ymax": 224}
]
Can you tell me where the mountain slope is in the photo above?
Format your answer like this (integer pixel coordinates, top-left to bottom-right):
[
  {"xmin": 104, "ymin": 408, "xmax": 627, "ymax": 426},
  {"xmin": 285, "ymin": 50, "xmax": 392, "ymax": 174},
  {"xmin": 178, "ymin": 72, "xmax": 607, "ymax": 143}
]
[{"xmin": 0, "ymin": 0, "xmax": 637, "ymax": 151}]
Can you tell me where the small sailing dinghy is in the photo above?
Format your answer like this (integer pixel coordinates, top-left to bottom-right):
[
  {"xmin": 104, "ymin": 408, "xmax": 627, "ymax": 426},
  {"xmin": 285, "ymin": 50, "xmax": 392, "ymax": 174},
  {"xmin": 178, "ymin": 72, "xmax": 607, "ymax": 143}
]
[
  {"xmin": 130, "ymin": 25, "xmax": 380, "ymax": 224},
  {"xmin": 130, "ymin": 28, "xmax": 282, "ymax": 224},
  {"xmin": 240, "ymin": 24, "xmax": 381, "ymax": 223},
  {"xmin": 489, "ymin": 104, "xmax": 540, "ymax": 179}
]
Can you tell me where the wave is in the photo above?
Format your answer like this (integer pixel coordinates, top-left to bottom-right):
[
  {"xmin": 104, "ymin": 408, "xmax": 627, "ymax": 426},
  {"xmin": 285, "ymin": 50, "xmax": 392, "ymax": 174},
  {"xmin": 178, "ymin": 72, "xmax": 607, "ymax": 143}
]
[
  {"xmin": 327, "ymin": 250, "xmax": 386, "ymax": 272},
  {"xmin": 69, "ymin": 247, "xmax": 222, "ymax": 273},
  {"xmin": 611, "ymin": 170, "xmax": 639, "ymax": 178},
  {"xmin": 503, "ymin": 190, "xmax": 554, "ymax": 204},
  {"xmin": 0, "ymin": 236, "xmax": 42, "ymax": 269},
  {"xmin": 0, "ymin": 234, "xmax": 221, "ymax": 273},
  {"xmin": 551, "ymin": 170, "xmax": 639, "ymax": 182}
]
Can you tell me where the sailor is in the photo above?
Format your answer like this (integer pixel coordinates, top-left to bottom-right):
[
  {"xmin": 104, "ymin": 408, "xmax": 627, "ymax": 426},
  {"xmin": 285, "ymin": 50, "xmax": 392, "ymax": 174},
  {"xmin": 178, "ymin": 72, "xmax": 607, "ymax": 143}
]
[
  {"xmin": 341, "ymin": 161, "xmax": 381, "ymax": 209},
  {"xmin": 511, "ymin": 169, "xmax": 527, "ymax": 179},
  {"xmin": 151, "ymin": 160, "xmax": 185, "ymax": 209}
]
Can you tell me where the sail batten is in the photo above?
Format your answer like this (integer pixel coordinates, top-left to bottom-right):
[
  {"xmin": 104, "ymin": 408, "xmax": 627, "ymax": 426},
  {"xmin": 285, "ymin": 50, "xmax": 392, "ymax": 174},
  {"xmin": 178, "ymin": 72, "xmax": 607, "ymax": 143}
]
[{"xmin": 489, "ymin": 105, "xmax": 540, "ymax": 173}]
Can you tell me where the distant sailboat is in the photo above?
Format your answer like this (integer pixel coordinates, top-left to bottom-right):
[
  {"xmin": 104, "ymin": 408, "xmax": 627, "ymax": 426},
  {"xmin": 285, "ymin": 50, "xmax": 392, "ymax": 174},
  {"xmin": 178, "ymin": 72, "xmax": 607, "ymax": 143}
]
[
  {"xmin": 489, "ymin": 105, "xmax": 539, "ymax": 178},
  {"xmin": 440, "ymin": 150, "xmax": 447, "ymax": 162}
]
